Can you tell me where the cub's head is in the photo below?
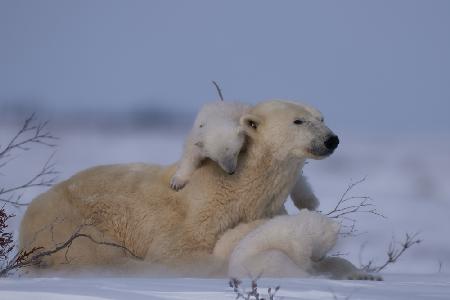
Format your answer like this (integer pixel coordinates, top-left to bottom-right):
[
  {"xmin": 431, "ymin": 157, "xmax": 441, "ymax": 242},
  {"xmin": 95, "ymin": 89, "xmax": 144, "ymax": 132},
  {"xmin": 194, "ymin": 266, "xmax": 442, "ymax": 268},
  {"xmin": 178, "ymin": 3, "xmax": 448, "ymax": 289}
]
[
  {"xmin": 200, "ymin": 126, "xmax": 245, "ymax": 175},
  {"xmin": 240, "ymin": 100, "xmax": 339, "ymax": 160}
]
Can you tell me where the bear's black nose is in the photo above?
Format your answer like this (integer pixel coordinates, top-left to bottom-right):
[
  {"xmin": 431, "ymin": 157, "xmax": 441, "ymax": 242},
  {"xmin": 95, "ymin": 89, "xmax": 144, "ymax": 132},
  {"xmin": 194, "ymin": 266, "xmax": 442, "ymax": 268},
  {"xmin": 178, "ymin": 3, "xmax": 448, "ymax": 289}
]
[{"xmin": 324, "ymin": 135, "xmax": 339, "ymax": 150}]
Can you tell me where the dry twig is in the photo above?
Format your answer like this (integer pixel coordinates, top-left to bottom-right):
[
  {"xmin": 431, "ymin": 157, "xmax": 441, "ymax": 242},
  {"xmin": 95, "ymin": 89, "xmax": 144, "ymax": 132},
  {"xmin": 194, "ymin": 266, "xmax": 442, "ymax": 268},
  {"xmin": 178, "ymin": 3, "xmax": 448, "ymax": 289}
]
[
  {"xmin": 212, "ymin": 80, "xmax": 224, "ymax": 101},
  {"xmin": 0, "ymin": 224, "xmax": 142, "ymax": 277},
  {"xmin": 324, "ymin": 177, "xmax": 385, "ymax": 236},
  {"xmin": 0, "ymin": 114, "xmax": 58, "ymax": 207},
  {"xmin": 0, "ymin": 113, "xmax": 57, "ymax": 159},
  {"xmin": 360, "ymin": 233, "xmax": 422, "ymax": 273},
  {"xmin": 0, "ymin": 207, "xmax": 14, "ymax": 261},
  {"xmin": 0, "ymin": 114, "xmax": 142, "ymax": 277},
  {"xmin": 229, "ymin": 277, "xmax": 280, "ymax": 300}
]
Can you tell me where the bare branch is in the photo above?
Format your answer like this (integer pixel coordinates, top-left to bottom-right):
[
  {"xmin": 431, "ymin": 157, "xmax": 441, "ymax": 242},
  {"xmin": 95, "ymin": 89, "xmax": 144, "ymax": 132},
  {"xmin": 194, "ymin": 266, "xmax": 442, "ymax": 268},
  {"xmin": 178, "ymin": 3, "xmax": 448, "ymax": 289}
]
[
  {"xmin": 360, "ymin": 233, "xmax": 422, "ymax": 273},
  {"xmin": 212, "ymin": 80, "xmax": 224, "ymax": 101},
  {"xmin": 0, "ymin": 224, "xmax": 142, "ymax": 277},
  {"xmin": 0, "ymin": 207, "xmax": 15, "ymax": 261},
  {"xmin": 0, "ymin": 114, "xmax": 59, "ymax": 207},
  {"xmin": 0, "ymin": 196, "xmax": 29, "ymax": 207},
  {"xmin": 0, "ymin": 113, "xmax": 58, "ymax": 161},
  {"xmin": 324, "ymin": 177, "xmax": 385, "ymax": 237},
  {"xmin": 228, "ymin": 278, "xmax": 280, "ymax": 300},
  {"xmin": 0, "ymin": 152, "xmax": 58, "ymax": 207},
  {"xmin": 229, "ymin": 278, "xmax": 246, "ymax": 299}
]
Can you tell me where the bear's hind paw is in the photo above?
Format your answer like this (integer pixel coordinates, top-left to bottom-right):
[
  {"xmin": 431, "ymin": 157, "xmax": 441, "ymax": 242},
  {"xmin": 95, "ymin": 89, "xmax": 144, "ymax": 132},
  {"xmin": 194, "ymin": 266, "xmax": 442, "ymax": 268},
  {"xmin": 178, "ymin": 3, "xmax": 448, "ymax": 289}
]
[{"xmin": 346, "ymin": 272, "xmax": 383, "ymax": 281}]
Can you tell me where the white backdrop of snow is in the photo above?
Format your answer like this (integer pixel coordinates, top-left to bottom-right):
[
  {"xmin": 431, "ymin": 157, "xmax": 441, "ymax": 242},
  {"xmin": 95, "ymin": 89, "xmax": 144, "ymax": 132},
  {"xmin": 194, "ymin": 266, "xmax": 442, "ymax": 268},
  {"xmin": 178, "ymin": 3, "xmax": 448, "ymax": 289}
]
[{"xmin": 1, "ymin": 125, "xmax": 449, "ymax": 299}]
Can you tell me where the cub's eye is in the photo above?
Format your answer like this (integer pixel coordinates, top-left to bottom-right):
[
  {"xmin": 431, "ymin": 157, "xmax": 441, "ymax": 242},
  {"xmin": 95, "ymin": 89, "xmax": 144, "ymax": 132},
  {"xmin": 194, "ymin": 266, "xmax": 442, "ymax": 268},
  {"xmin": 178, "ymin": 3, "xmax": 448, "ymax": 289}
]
[{"xmin": 293, "ymin": 119, "xmax": 304, "ymax": 125}]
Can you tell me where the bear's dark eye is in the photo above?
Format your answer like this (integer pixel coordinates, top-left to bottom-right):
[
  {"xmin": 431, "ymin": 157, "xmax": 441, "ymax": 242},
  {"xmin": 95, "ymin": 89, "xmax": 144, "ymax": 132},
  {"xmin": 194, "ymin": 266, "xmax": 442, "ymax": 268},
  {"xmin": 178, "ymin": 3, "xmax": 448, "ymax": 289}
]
[
  {"xmin": 293, "ymin": 119, "xmax": 304, "ymax": 125},
  {"xmin": 247, "ymin": 120, "xmax": 257, "ymax": 129}
]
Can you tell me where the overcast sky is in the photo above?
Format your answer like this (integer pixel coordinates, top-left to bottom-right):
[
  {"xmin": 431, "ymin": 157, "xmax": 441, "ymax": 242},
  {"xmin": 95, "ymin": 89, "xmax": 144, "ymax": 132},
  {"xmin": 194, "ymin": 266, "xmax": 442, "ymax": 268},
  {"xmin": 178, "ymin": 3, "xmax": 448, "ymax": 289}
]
[{"xmin": 1, "ymin": 0, "xmax": 449, "ymax": 133}]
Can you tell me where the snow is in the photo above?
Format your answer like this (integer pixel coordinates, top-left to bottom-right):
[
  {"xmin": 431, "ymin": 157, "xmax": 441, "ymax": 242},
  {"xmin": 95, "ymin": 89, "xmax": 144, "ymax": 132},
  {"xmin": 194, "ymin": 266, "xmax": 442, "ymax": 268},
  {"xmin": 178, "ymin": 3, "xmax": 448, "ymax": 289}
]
[
  {"xmin": 1, "ymin": 124, "xmax": 450, "ymax": 299},
  {"xmin": 1, "ymin": 291, "xmax": 108, "ymax": 300},
  {"xmin": 1, "ymin": 275, "xmax": 450, "ymax": 299}
]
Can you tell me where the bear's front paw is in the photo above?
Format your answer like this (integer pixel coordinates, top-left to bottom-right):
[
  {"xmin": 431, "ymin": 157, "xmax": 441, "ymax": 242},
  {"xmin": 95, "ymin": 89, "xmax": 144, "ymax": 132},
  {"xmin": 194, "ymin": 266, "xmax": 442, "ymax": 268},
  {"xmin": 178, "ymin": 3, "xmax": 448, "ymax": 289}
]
[
  {"xmin": 292, "ymin": 194, "xmax": 320, "ymax": 211},
  {"xmin": 302, "ymin": 195, "xmax": 320, "ymax": 211},
  {"xmin": 346, "ymin": 272, "xmax": 383, "ymax": 281},
  {"xmin": 170, "ymin": 176, "xmax": 188, "ymax": 191}
]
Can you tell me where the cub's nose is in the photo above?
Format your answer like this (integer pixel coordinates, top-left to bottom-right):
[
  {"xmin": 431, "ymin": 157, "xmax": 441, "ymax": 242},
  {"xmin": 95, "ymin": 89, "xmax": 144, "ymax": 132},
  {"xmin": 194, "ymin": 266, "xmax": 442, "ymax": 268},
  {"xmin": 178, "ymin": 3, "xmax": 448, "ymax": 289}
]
[{"xmin": 324, "ymin": 135, "xmax": 339, "ymax": 150}]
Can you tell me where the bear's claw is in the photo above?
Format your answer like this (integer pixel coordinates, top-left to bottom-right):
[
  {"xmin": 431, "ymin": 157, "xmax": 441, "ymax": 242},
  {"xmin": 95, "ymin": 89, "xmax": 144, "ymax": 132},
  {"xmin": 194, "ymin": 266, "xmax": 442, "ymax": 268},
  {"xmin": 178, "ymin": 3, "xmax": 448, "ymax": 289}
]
[{"xmin": 346, "ymin": 272, "xmax": 383, "ymax": 281}]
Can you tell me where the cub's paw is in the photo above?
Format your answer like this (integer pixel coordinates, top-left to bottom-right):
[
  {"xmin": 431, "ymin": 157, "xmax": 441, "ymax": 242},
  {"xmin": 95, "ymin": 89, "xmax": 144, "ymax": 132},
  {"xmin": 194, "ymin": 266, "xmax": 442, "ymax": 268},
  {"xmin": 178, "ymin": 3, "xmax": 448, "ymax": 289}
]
[
  {"xmin": 170, "ymin": 176, "xmax": 188, "ymax": 191},
  {"xmin": 347, "ymin": 272, "xmax": 383, "ymax": 281}
]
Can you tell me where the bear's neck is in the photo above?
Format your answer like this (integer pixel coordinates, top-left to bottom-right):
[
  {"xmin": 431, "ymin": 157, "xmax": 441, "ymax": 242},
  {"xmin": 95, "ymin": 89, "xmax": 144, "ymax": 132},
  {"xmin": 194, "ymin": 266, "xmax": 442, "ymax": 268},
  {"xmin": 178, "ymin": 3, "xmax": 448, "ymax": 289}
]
[
  {"xmin": 186, "ymin": 140, "xmax": 305, "ymax": 251},
  {"xmin": 231, "ymin": 140, "xmax": 305, "ymax": 220}
]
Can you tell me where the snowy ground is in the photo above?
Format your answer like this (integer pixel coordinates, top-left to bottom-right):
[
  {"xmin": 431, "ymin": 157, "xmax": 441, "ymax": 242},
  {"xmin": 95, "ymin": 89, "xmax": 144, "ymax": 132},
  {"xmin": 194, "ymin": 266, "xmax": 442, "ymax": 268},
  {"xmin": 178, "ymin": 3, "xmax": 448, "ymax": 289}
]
[
  {"xmin": 1, "ymin": 123, "xmax": 450, "ymax": 299},
  {"xmin": 1, "ymin": 275, "xmax": 450, "ymax": 300}
]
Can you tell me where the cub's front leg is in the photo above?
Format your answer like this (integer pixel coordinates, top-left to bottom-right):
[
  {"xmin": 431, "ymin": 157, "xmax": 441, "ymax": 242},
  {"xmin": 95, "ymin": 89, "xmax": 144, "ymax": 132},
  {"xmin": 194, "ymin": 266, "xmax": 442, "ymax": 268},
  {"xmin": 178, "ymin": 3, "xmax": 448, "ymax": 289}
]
[
  {"xmin": 170, "ymin": 143, "xmax": 203, "ymax": 191},
  {"xmin": 290, "ymin": 174, "xmax": 320, "ymax": 211}
]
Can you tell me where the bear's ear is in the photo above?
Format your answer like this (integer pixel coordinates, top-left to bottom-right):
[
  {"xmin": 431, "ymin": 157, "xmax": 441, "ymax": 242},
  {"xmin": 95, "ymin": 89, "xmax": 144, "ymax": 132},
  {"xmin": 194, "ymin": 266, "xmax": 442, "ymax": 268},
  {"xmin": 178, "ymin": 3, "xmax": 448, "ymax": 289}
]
[{"xmin": 239, "ymin": 114, "xmax": 261, "ymax": 138}]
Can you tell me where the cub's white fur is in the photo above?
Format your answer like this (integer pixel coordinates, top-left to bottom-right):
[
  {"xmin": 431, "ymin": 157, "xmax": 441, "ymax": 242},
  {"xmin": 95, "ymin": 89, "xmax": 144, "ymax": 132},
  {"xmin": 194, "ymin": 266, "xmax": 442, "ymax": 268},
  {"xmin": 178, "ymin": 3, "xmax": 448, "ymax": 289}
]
[
  {"xmin": 225, "ymin": 210, "xmax": 340, "ymax": 278},
  {"xmin": 170, "ymin": 101, "xmax": 321, "ymax": 209},
  {"xmin": 170, "ymin": 101, "xmax": 250, "ymax": 190}
]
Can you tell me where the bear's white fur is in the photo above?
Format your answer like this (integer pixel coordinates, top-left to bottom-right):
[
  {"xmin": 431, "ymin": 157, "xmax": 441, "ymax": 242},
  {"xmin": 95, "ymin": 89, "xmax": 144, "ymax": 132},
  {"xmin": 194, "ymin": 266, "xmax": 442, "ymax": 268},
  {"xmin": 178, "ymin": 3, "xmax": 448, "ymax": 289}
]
[
  {"xmin": 18, "ymin": 100, "xmax": 377, "ymax": 279},
  {"xmin": 290, "ymin": 174, "xmax": 320, "ymax": 210},
  {"xmin": 215, "ymin": 210, "xmax": 339, "ymax": 278},
  {"xmin": 171, "ymin": 101, "xmax": 320, "ymax": 210},
  {"xmin": 170, "ymin": 101, "xmax": 250, "ymax": 190},
  {"xmin": 213, "ymin": 210, "xmax": 381, "ymax": 280}
]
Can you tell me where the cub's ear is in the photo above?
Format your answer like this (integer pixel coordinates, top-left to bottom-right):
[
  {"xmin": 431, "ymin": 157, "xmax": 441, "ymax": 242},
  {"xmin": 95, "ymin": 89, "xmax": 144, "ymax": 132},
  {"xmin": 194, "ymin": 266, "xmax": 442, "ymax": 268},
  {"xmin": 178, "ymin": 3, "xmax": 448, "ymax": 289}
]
[{"xmin": 239, "ymin": 114, "xmax": 261, "ymax": 138}]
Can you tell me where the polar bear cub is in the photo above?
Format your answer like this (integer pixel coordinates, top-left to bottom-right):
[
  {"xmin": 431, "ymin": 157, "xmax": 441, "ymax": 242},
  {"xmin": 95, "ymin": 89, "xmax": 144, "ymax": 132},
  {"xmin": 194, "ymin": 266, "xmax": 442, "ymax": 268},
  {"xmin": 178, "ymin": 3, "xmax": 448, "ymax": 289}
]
[
  {"xmin": 170, "ymin": 101, "xmax": 251, "ymax": 191},
  {"xmin": 226, "ymin": 210, "xmax": 340, "ymax": 278},
  {"xmin": 170, "ymin": 100, "xmax": 322, "ymax": 208}
]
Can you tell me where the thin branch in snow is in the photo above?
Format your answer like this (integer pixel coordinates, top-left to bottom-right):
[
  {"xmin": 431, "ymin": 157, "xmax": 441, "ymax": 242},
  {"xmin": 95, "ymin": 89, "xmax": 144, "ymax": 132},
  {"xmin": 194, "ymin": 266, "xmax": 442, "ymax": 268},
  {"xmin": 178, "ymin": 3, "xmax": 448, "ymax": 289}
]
[
  {"xmin": 360, "ymin": 232, "xmax": 422, "ymax": 273},
  {"xmin": 212, "ymin": 81, "xmax": 224, "ymax": 101},
  {"xmin": 0, "ymin": 223, "xmax": 142, "ymax": 277},
  {"xmin": 0, "ymin": 207, "xmax": 14, "ymax": 261},
  {"xmin": 0, "ymin": 114, "xmax": 59, "ymax": 207},
  {"xmin": 323, "ymin": 177, "xmax": 385, "ymax": 236},
  {"xmin": 0, "ymin": 113, "xmax": 58, "ymax": 160},
  {"xmin": 229, "ymin": 277, "xmax": 280, "ymax": 300}
]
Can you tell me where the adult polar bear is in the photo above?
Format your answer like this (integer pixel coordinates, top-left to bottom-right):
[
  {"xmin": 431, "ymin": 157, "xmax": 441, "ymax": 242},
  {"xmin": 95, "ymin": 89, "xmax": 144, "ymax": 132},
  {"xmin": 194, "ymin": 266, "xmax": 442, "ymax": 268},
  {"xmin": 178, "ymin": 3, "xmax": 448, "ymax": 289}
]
[{"xmin": 19, "ymin": 100, "xmax": 356, "ymax": 277}]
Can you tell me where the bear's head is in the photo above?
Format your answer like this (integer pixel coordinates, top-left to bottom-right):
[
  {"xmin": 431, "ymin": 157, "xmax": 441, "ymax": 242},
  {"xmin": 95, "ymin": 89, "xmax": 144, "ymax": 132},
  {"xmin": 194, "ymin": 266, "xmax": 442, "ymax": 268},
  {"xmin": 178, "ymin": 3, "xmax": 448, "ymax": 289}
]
[{"xmin": 240, "ymin": 100, "xmax": 339, "ymax": 161}]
